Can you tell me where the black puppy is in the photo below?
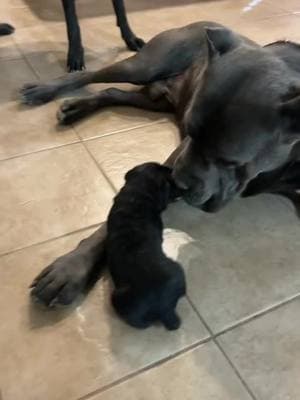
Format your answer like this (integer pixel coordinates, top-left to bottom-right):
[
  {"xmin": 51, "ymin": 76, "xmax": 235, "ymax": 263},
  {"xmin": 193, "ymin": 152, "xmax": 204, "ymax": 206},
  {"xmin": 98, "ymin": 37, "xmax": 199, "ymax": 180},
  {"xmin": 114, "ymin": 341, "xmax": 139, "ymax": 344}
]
[
  {"xmin": 62, "ymin": 0, "xmax": 144, "ymax": 71},
  {"xmin": 106, "ymin": 162, "xmax": 186, "ymax": 330},
  {"xmin": 0, "ymin": 23, "xmax": 14, "ymax": 36}
]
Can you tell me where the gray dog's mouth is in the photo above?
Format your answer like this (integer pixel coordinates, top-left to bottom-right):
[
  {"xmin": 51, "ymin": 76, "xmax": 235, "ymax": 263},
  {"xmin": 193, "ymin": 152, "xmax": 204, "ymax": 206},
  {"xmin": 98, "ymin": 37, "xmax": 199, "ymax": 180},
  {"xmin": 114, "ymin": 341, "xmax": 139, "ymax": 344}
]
[
  {"xmin": 200, "ymin": 195, "xmax": 227, "ymax": 212},
  {"xmin": 183, "ymin": 191, "xmax": 228, "ymax": 213}
]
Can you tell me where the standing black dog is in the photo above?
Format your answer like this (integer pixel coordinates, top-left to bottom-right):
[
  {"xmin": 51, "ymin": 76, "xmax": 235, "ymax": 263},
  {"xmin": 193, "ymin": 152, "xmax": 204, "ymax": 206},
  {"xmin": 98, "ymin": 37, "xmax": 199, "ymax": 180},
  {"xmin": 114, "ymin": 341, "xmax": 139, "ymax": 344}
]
[
  {"xmin": 0, "ymin": 23, "xmax": 14, "ymax": 36},
  {"xmin": 107, "ymin": 162, "xmax": 185, "ymax": 330},
  {"xmin": 61, "ymin": 0, "xmax": 144, "ymax": 71}
]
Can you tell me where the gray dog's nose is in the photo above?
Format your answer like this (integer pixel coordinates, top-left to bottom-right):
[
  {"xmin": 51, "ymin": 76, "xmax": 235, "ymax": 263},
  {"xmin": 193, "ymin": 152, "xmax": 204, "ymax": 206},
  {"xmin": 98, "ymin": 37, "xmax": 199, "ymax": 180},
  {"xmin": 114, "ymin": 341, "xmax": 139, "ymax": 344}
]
[{"xmin": 172, "ymin": 169, "xmax": 192, "ymax": 190}]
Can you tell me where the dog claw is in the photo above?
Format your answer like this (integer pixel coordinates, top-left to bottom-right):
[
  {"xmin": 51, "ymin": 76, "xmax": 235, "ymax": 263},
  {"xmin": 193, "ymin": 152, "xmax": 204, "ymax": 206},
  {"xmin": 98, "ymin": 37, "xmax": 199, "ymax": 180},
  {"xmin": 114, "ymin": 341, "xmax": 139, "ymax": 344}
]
[
  {"xmin": 29, "ymin": 254, "xmax": 89, "ymax": 307},
  {"xmin": 57, "ymin": 99, "xmax": 94, "ymax": 125},
  {"xmin": 67, "ymin": 47, "xmax": 85, "ymax": 72},
  {"xmin": 125, "ymin": 36, "xmax": 145, "ymax": 52},
  {"xmin": 20, "ymin": 83, "xmax": 57, "ymax": 106}
]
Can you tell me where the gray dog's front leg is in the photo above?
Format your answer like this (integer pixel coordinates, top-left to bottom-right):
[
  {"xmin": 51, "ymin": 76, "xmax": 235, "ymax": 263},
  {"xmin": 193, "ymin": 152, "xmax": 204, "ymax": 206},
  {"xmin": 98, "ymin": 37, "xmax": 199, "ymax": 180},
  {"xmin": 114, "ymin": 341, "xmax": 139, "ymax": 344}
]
[
  {"xmin": 30, "ymin": 224, "xmax": 107, "ymax": 306},
  {"xmin": 29, "ymin": 143, "xmax": 184, "ymax": 306}
]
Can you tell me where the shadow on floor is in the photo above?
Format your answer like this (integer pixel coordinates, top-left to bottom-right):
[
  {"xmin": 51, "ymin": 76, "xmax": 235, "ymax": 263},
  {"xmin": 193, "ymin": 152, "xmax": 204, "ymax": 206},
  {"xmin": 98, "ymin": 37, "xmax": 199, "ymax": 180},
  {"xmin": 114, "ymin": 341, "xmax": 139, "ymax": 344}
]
[{"xmin": 24, "ymin": 0, "xmax": 222, "ymax": 22}]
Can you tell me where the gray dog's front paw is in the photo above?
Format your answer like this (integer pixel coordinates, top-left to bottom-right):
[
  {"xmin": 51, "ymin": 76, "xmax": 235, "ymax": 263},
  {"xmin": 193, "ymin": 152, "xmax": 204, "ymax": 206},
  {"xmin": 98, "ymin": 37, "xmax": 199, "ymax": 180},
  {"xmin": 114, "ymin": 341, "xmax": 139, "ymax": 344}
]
[{"xmin": 30, "ymin": 255, "xmax": 89, "ymax": 307}]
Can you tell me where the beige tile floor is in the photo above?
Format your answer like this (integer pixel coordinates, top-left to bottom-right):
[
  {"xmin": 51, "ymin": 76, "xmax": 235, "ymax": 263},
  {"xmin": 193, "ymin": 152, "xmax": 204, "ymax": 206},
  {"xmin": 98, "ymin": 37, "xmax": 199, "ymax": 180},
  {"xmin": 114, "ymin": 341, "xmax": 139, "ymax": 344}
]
[{"xmin": 0, "ymin": 1, "xmax": 300, "ymax": 399}]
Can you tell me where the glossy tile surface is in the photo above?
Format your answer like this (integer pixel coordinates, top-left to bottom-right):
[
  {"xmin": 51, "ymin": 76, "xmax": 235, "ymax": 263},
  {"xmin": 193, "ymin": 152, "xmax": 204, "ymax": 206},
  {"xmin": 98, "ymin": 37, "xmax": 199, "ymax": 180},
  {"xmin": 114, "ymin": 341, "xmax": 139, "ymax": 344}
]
[
  {"xmin": 1, "ymin": 1, "xmax": 300, "ymax": 400},
  {"xmin": 91, "ymin": 342, "xmax": 252, "ymax": 400},
  {"xmin": 0, "ymin": 229, "xmax": 208, "ymax": 400},
  {"xmin": 0, "ymin": 144, "xmax": 114, "ymax": 253},
  {"xmin": 219, "ymin": 299, "xmax": 300, "ymax": 400}
]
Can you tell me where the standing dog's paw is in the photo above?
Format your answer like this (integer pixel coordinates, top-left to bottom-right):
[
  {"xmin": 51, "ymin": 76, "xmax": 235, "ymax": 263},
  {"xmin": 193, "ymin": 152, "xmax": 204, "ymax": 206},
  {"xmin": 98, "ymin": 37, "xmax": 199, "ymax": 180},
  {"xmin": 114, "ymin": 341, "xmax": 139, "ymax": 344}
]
[
  {"xmin": 30, "ymin": 255, "xmax": 89, "ymax": 307},
  {"xmin": 20, "ymin": 83, "xmax": 57, "ymax": 106},
  {"xmin": 67, "ymin": 46, "xmax": 85, "ymax": 72},
  {"xmin": 125, "ymin": 36, "xmax": 145, "ymax": 52},
  {"xmin": 0, "ymin": 23, "xmax": 15, "ymax": 36}
]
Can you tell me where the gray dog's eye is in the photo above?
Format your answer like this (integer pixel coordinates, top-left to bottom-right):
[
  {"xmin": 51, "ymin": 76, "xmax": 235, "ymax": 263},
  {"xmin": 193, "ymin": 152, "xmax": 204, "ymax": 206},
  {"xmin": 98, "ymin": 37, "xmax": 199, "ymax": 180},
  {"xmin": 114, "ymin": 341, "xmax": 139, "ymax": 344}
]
[{"xmin": 217, "ymin": 158, "xmax": 238, "ymax": 168}]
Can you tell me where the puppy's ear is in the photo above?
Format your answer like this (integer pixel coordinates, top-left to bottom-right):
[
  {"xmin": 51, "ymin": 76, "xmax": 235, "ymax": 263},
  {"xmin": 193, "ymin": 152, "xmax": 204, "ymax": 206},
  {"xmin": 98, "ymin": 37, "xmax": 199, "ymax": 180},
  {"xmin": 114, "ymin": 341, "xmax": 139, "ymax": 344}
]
[
  {"xmin": 205, "ymin": 27, "xmax": 240, "ymax": 58},
  {"xmin": 124, "ymin": 168, "xmax": 136, "ymax": 182},
  {"xmin": 280, "ymin": 91, "xmax": 300, "ymax": 143},
  {"xmin": 124, "ymin": 165, "xmax": 143, "ymax": 182},
  {"xmin": 125, "ymin": 162, "xmax": 157, "ymax": 182}
]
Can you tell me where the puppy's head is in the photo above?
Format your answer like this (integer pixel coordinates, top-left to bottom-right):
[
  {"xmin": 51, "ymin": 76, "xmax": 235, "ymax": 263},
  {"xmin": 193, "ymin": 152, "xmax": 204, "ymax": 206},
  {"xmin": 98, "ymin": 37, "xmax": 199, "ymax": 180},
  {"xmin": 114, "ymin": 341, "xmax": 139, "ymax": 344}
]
[
  {"xmin": 125, "ymin": 162, "xmax": 182, "ymax": 207},
  {"xmin": 111, "ymin": 259, "xmax": 186, "ymax": 330}
]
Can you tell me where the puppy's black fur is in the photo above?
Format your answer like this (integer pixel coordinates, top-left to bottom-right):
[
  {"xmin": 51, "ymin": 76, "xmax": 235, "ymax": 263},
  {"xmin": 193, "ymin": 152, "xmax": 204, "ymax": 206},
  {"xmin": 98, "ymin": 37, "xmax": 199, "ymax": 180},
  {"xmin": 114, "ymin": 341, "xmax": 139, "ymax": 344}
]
[
  {"xmin": 0, "ymin": 23, "xmax": 14, "ymax": 36},
  {"xmin": 106, "ymin": 162, "xmax": 186, "ymax": 330}
]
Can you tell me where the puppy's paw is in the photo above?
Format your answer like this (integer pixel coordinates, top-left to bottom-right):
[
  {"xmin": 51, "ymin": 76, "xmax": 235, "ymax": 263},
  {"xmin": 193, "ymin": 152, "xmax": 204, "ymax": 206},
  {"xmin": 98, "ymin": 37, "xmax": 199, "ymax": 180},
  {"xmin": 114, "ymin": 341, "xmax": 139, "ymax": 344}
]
[
  {"xmin": 20, "ymin": 83, "xmax": 57, "ymax": 106},
  {"xmin": 125, "ymin": 36, "xmax": 145, "ymax": 52},
  {"xmin": 161, "ymin": 311, "xmax": 181, "ymax": 330},
  {"xmin": 0, "ymin": 23, "xmax": 15, "ymax": 36}
]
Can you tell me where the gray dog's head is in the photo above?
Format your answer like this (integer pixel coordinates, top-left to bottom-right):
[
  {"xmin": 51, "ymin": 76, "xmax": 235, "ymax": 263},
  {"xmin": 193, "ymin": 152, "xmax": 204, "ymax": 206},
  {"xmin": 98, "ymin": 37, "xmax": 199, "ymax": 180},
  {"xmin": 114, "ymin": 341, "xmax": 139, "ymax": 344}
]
[{"xmin": 173, "ymin": 28, "xmax": 300, "ymax": 212}]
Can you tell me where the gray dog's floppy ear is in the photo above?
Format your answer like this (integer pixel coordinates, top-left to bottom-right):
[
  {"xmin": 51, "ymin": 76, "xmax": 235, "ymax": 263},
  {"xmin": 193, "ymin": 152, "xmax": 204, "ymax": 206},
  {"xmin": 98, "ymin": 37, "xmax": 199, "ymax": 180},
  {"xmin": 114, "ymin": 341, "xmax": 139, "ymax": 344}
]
[
  {"xmin": 280, "ymin": 93, "xmax": 300, "ymax": 138},
  {"xmin": 205, "ymin": 27, "xmax": 240, "ymax": 57}
]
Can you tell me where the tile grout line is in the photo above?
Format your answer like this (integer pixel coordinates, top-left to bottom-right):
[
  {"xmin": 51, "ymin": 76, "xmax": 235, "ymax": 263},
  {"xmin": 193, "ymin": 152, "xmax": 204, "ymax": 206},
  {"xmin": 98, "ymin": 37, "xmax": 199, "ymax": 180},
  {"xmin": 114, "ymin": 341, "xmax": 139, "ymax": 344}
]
[
  {"xmin": 74, "ymin": 291, "xmax": 300, "ymax": 400},
  {"xmin": 75, "ymin": 336, "xmax": 212, "ymax": 400},
  {"xmin": 15, "ymin": 43, "xmax": 85, "ymax": 144},
  {"xmin": 79, "ymin": 138, "xmax": 119, "ymax": 193},
  {"xmin": 79, "ymin": 118, "xmax": 169, "ymax": 142},
  {"xmin": 186, "ymin": 291, "xmax": 300, "ymax": 397},
  {"xmin": 0, "ymin": 118, "xmax": 168, "ymax": 163},
  {"xmin": 213, "ymin": 292, "xmax": 300, "ymax": 338},
  {"xmin": 213, "ymin": 339, "xmax": 258, "ymax": 400},
  {"xmin": 0, "ymin": 222, "xmax": 102, "ymax": 259},
  {"xmin": 186, "ymin": 295, "xmax": 258, "ymax": 400},
  {"xmin": 0, "ymin": 139, "xmax": 82, "ymax": 163}
]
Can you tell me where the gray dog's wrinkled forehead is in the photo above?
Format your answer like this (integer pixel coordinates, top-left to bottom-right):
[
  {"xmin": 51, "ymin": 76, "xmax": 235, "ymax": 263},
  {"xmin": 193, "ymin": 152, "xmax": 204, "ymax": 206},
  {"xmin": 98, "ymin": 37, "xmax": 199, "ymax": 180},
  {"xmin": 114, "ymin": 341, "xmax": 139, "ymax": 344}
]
[{"xmin": 186, "ymin": 45, "xmax": 298, "ymax": 159}]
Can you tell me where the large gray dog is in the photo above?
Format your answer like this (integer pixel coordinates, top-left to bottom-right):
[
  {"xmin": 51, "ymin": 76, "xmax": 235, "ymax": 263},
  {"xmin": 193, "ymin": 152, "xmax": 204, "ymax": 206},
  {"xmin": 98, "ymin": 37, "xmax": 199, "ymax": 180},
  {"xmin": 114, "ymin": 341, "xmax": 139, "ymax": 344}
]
[{"xmin": 22, "ymin": 21, "xmax": 300, "ymax": 306}]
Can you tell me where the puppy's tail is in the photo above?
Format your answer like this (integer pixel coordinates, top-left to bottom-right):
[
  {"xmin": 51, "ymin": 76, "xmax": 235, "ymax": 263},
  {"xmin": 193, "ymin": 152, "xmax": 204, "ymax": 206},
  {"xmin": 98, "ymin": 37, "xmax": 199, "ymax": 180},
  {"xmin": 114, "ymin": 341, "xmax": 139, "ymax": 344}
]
[{"xmin": 0, "ymin": 23, "xmax": 15, "ymax": 36}]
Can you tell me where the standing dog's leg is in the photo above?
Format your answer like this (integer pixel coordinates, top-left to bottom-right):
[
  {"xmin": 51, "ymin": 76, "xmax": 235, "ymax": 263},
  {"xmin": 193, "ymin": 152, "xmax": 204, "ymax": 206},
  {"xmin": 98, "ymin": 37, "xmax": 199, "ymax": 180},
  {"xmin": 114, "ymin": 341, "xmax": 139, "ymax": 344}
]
[
  {"xmin": 112, "ymin": 0, "xmax": 144, "ymax": 51},
  {"xmin": 0, "ymin": 23, "xmax": 14, "ymax": 36},
  {"xmin": 57, "ymin": 87, "xmax": 172, "ymax": 124},
  {"xmin": 62, "ymin": 0, "xmax": 85, "ymax": 71}
]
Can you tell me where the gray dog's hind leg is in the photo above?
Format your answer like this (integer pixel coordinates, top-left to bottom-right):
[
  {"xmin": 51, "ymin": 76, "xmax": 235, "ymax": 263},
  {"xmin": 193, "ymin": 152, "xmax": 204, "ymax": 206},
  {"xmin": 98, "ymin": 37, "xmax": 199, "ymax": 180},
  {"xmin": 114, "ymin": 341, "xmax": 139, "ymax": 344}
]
[
  {"xmin": 20, "ymin": 22, "xmax": 215, "ymax": 106},
  {"xmin": 20, "ymin": 55, "xmax": 151, "ymax": 106},
  {"xmin": 57, "ymin": 87, "xmax": 172, "ymax": 124}
]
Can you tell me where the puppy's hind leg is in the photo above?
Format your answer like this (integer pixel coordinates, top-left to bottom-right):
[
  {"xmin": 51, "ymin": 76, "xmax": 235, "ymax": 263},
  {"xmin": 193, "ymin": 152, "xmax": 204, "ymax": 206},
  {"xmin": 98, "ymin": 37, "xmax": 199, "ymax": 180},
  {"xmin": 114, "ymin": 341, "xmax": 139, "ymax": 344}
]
[{"xmin": 161, "ymin": 310, "xmax": 181, "ymax": 330}]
